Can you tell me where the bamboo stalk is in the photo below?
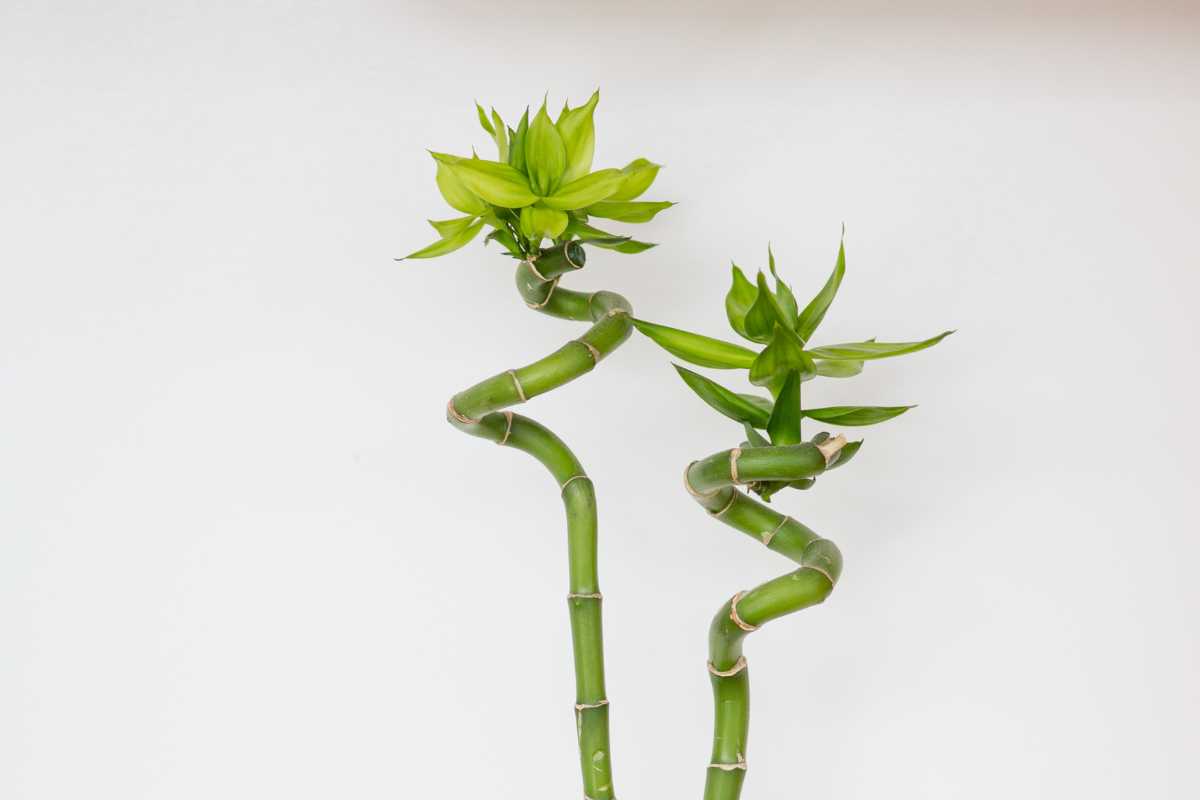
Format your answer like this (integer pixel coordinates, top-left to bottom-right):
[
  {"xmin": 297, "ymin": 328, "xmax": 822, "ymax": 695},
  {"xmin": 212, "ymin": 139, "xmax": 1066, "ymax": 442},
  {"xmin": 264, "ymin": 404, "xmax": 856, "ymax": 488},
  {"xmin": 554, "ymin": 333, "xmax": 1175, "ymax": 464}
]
[
  {"xmin": 685, "ymin": 440, "xmax": 846, "ymax": 800},
  {"xmin": 446, "ymin": 243, "xmax": 627, "ymax": 800}
]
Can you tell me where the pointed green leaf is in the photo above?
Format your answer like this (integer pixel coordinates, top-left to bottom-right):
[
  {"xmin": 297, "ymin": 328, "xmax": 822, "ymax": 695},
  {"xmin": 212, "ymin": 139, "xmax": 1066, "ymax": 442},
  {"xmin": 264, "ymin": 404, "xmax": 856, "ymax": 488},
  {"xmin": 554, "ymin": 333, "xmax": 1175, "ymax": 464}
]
[
  {"xmin": 825, "ymin": 439, "xmax": 862, "ymax": 470},
  {"xmin": 632, "ymin": 318, "xmax": 757, "ymax": 369},
  {"xmin": 475, "ymin": 102, "xmax": 495, "ymax": 136},
  {"xmin": 767, "ymin": 370, "xmax": 803, "ymax": 445},
  {"xmin": 610, "ymin": 239, "xmax": 656, "ymax": 254},
  {"xmin": 491, "ymin": 109, "xmax": 508, "ymax": 162},
  {"xmin": 541, "ymin": 168, "xmax": 623, "ymax": 210},
  {"xmin": 672, "ymin": 365, "xmax": 771, "ymax": 428},
  {"xmin": 743, "ymin": 423, "xmax": 770, "ymax": 447},
  {"xmin": 737, "ymin": 393, "xmax": 775, "ymax": 419},
  {"xmin": 768, "ymin": 245, "xmax": 799, "ymax": 327},
  {"xmin": 519, "ymin": 204, "xmax": 569, "ymax": 240},
  {"xmin": 744, "ymin": 272, "xmax": 790, "ymax": 343},
  {"xmin": 803, "ymin": 405, "xmax": 914, "ymax": 426},
  {"xmin": 428, "ymin": 215, "xmax": 478, "ymax": 238},
  {"xmin": 556, "ymin": 90, "xmax": 599, "ymax": 183},
  {"xmin": 806, "ymin": 331, "xmax": 954, "ymax": 361},
  {"xmin": 484, "ymin": 226, "xmax": 522, "ymax": 257},
  {"xmin": 525, "ymin": 102, "xmax": 567, "ymax": 196},
  {"xmin": 432, "ymin": 153, "xmax": 537, "ymax": 208},
  {"xmin": 750, "ymin": 324, "xmax": 815, "ymax": 386},
  {"xmin": 607, "ymin": 158, "xmax": 661, "ymax": 201},
  {"xmin": 814, "ymin": 359, "xmax": 863, "ymax": 378},
  {"xmin": 400, "ymin": 219, "xmax": 485, "ymax": 260},
  {"xmin": 796, "ymin": 238, "xmax": 846, "ymax": 343},
  {"xmin": 725, "ymin": 264, "xmax": 758, "ymax": 341},
  {"xmin": 586, "ymin": 200, "xmax": 674, "ymax": 223},
  {"xmin": 435, "ymin": 161, "xmax": 487, "ymax": 215},
  {"xmin": 507, "ymin": 109, "xmax": 529, "ymax": 172},
  {"xmin": 564, "ymin": 220, "xmax": 656, "ymax": 253}
]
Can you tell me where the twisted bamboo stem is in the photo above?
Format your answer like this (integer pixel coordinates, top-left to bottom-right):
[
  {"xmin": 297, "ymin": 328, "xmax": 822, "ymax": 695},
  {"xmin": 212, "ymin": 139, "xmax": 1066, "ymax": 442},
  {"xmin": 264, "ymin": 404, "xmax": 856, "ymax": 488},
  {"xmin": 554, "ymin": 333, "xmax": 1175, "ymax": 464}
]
[
  {"xmin": 685, "ymin": 439, "xmax": 847, "ymax": 800},
  {"xmin": 446, "ymin": 242, "xmax": 628, "ymax": 800}
]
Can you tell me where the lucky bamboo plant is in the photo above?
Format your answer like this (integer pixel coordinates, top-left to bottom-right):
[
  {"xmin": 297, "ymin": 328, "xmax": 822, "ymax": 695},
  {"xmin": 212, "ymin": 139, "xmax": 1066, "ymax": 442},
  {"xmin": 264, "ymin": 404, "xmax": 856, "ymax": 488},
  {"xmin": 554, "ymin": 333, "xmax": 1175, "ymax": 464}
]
[
  {"xmin": 633, "ymin": 241, "xmax": 951, "ymax": 800},
  {"xmin": 403, "ymin": 92, "xmax": 671, "ymax": 800}
]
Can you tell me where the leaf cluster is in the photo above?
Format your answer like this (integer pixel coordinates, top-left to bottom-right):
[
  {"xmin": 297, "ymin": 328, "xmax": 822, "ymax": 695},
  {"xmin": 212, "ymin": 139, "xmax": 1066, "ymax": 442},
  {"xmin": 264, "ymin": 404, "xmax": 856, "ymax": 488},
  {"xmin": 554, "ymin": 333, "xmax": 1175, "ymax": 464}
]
[
  {"xmin": 633, "ymin": 238, "xmax": 952, "ymax": 500},
  {"xmin": 403, "ymin": 92, "xmax": 673, "ymax": 261}
]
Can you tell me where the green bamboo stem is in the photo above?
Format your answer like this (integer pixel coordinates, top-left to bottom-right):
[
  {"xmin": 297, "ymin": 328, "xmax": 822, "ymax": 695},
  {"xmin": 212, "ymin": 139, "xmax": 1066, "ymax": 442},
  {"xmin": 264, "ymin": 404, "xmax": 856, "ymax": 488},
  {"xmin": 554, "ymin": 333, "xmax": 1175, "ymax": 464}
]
[
  {"xmin": 685, "ymin": 438, "xmax": 847, "ymax": 800},
  {"xmin": 446, "ymin": 242, "xmax": 629, "ymax": 800}
]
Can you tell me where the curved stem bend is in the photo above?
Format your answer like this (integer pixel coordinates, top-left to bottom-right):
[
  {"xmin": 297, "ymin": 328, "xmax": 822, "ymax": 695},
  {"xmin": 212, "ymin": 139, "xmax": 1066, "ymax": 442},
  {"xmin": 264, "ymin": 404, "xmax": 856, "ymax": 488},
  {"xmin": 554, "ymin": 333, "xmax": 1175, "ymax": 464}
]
[
  {"xmin": 446, "ymin": 250, "xmax": 630, "ymax": 800},
  {"xmin": 686, "ymin": 442, "xmax": 846, "ymax": 800}
]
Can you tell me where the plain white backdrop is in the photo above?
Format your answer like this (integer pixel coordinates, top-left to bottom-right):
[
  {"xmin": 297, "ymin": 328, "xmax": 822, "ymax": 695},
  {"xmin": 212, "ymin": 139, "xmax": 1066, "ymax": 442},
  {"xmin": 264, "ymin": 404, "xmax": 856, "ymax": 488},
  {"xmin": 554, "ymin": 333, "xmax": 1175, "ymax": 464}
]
[{"xmin": 3, "ymin": 2, "xmax": 1198, "ymax": 798}]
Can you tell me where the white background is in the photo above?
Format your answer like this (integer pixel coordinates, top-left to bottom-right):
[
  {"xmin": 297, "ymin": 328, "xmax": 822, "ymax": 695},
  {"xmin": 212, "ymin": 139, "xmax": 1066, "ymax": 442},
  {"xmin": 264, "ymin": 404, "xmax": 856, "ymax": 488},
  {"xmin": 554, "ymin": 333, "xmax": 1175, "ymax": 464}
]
[{"xmin": 3, "ymin": 2, "xmax": 1198, "ymax": 798}]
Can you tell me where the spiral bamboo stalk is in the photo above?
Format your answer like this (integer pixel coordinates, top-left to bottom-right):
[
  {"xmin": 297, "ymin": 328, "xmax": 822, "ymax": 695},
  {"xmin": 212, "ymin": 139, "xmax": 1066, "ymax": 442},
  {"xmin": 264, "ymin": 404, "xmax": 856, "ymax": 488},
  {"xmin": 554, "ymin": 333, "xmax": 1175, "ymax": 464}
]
[
  {"xmin": 685, "ymin": 437, "xmax": 848, "ymax": 800},
  {"xmin": 445, "ymin": 242, "xmax": 627, "ymax": 800}
]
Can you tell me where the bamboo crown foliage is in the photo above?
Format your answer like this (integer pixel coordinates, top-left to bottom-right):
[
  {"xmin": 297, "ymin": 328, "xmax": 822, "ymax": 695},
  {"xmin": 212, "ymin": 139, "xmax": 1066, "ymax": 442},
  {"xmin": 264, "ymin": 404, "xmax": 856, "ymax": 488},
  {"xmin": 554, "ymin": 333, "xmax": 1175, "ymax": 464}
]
[
  {"xmin": 634, "ymin": 237, "xmax": 953, "ymax": 500},
  {"xmin": 402, "ymin": 91, "xmax": 674, "ymax": 261}
]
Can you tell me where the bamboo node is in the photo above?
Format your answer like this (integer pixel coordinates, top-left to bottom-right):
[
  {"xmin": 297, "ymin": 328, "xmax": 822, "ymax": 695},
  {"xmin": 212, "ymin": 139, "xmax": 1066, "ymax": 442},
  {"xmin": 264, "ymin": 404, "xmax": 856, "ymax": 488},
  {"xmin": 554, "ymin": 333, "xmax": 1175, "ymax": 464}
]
[
  {"xmin": 446, "ymin": 399, "xmax": 479, "ymax": 425},
  {"xmin": 729, "ymin": 448, "xmax": 743, "ymax": 484},
  {"xmin": 761, "ymin": 516, "xmax": 790, "ymax": 546},
  {"xmin": 568, "ymin": 592, "xmax": 603, "ymax": 600},
  {"xmin": 802, "ymin": 563, "xmax": 835, "ymax": 584},
  {"xmin": 606, "ymin": 307, "xmax": 629, "ymax": 317},
  {"xmin": 710, "ymin": 490, "xmax": 737, "ymax": 518},
  {"xmin": 708, "ymin": 753, "xmax": 748, "ymax": 771},
  {"xmin": 497, "ymin": 411, "xmax": 514, "ymax": 445},
  {"xmin": 707, "ymin": 656, "xmax": 748, "ymax": 677},
  {"xmin": 560, "ymin": 474, "xmax": 591, "ymax": 492},
  {"xmin": 507, "ymin": 370, "xmax": 527, "ymax": 402},
  {"xmin": 574, "ymin": 699, "xmax": 609, "ymax": 711},
  {"xmin": 684, "ymin": 462, "xmax": 719, "ymax": 499},
  {"xmin": 729, "ymin": 591, "xmax": 759, "ymax": 632},
  {"xmin": 816, "ymin": 433, "xmax": 848, "ymax": 465},
  {"xmin": 576, "ymin": 339, "xmax": 602, "ymax": 363},
  {"xmin": 524, "ymin": 258, "xmax": 548, "ymax": 282},
  {"xmin": 526, "ymin": 276, "xmax": 559, "ymax": 309}
]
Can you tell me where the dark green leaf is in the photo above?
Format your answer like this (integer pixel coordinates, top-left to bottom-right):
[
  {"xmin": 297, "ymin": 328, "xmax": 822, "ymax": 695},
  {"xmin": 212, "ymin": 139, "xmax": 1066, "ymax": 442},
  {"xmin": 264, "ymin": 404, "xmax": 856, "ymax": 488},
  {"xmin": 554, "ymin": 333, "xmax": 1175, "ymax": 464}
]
[
  {"xmin": 632, "ymin": 319, "xmax": 758, "ymax": 369},
  {"xmin": 672, "ymin": 365, "xmax": 771, "ymax": 428},
  {"xmin": 725, "ymin": 264, "xmax": 758, "ymax": 342},
  {"xmin": 826, "ymin": 440, "xmax": 862, "ymax": 470},
  {"xmin": 803, "ymin": 405, "xmax": 914, "ymax": 426},
  {"xmin": 806, "ymin": 331, "xmax": 954, "ymax": 361},
  {"xmin": 767, "ymin": 370, "xmax": 803, "ymax": 445},
  {"xmin": 565, "ymin": 219, "xmax": 655, "ymax": 254},
  {"xmin": 750, "ymin": 324, "xmax": 814, "ymax": 386},
  {"xmin": 795, "ymin": 238, "xmax": 846, "ymax": 343},
  {"xmin": 743, "ymin": 423, "xmax": 770, "ymax": 447}
]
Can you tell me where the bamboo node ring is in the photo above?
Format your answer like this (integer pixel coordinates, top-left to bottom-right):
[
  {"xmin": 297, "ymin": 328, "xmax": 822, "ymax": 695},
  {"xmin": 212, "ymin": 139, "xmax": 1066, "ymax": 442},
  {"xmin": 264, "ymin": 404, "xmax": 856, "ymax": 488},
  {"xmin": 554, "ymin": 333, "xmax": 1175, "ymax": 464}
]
[
  {"xmin": 729, "ymin": 591, "xmax": 759, "ymax": 632},
  {"xmin": 729, "ymin": 448, "xmax": 742, "ymax": 484},
  {"xmin": 527, "ymin": 276, "xmax": 559, "ymax": 309},
  {"xmin": 816, "ymin": 433, "xmax": 848, "ymax": 465},
  {"xmin": 708, "ymin": 753, "xmax": 748, "ymax": 771},
  {"xmin": 560, "ymin": 474, "xmax": 591, "ymax": 492},
  {"xmin": 507, "ymin": 370, "xmax": 527, "ymax": 402},
  {"xmin": 446, "ymin": 399, "xmax": 479, "ymax": 425},
  {"xmin": 497, "ymin": 411, "xmax": 514, "ymax": 445},
  {"xmin": 576, "ymin": 339, "xmax": 602, "ymax": 363},
  {"xmin": 707, "ymin": 656, "xmax": 748, "ymax": 677},
  {"xmin": 710, "ymin": 491, "xmax": 737, "ymax": 517},
  {"xmin": 524, "ymin": 258, "xmax": 548, "ymax": 282},
  {"xmin": 574, "ymin": 700, "xmax": 609, "ymax": 711},
  {"xmin": 684, "ymin": 462, "xmax": 719, "ymax": 498},
  {"xmin": 568, "ymin": 592, "xmax": 603, "ymax": 600},
  {"xmin": 761, "ymin": 516, "xmax": 789, "ymax": 546}
]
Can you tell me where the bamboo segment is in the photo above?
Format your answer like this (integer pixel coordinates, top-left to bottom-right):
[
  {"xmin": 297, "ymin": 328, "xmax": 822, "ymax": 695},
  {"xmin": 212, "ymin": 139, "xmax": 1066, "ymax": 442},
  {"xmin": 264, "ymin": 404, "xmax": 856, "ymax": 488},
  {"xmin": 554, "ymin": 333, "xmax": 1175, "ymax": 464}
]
[
  {"xmin": 687, "ymin": 446, "xmax": 844, "ymax": 800},
  {"xmin": 444, "ymin": 248, "xmax": 627, "ymax": 800}
]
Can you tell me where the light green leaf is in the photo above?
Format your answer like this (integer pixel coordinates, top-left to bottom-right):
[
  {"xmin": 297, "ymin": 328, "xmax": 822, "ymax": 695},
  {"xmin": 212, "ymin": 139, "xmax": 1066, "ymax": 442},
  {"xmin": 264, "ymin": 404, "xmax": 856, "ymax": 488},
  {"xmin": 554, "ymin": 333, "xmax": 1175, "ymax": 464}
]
[
  {"xmin": 796, "ymin": 238, "xmax": 846, "ymax": 343},
  {"xmin": 802, "ymin": 405, "xmax": 914, "ymax": 426},
  {"xmin": 632, "ymin": 318, "xmax": 758, "ymax": 369},
  {"xmin": 432, "ymin": 152, "xmax": 537, "ymax": 208},
  {"xmin": 525, "ymin": 102, "xmax": 567, "ymax": 196},
  {"xmin": 673, "ymin": 365, "xmax": 771, "ymax": 428},
  {"xmin": 556, "ymin": 89, "xmax": 599, "ymax": 183},
  {"xmin": 768, "ymin": 245, "xmax": 799, "ymax": 328},
  {"xmin": 519, "ymin": 204, "xmax": 569, "ymax": 240},
  {"xmin": 483, "ymin": 226, "xmax": 522, "ymax": 257},
  {"xmin": 491, "ymin": 108, "xmax": 508, "ymax": 161},
  {"xmin": 737, "ymin": 393, "xmax": 775, "ymax": 418},
  {"xmin": 806, "ymin": 331, "xmax": 954, "ymax": 361},
  {"xmin": 428, "ymin": 215, "xmax": 478, "ymax": 238},
  {"xmin": 725, "ymin": 264, "xmax": 758, "ymax": 341},
  {"xmin": 607, "ymin": 158, "xmax": 661, "ymax": 201},
  {"xmin": 586, "ymin": 200, "xmax": 674, "ymax": 223},
  {"xmin": 508, "ymin": 109, "xmax": 529, "ymax": 172},
  {"xmin": 744, "ymin": 272, "xmax": 790, "ymax": 343},
  {"xmin": 475, "ymin": 102, "xmax": 495, "ymax": 136},
  {"xmin": 767, "ymin": 370, "xmax": 803, "ymax": 445},
  {"xmin": 750, "ymin": 324, "xmax": 815, "ymax": 386},
  {"xmin": 435, "ymin": 161, "xmax": 487, "ymax": 215},
  {"xmin": 400, "ymin": 219, "xmax": 485, "ymax": 260},
  {"xmin": 814, "ymin": 359, "xmax": 863, "ymax": 378},
  {"xmin": 541, "ymin": 169, "xmax": 623, "ymax": 210}
]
